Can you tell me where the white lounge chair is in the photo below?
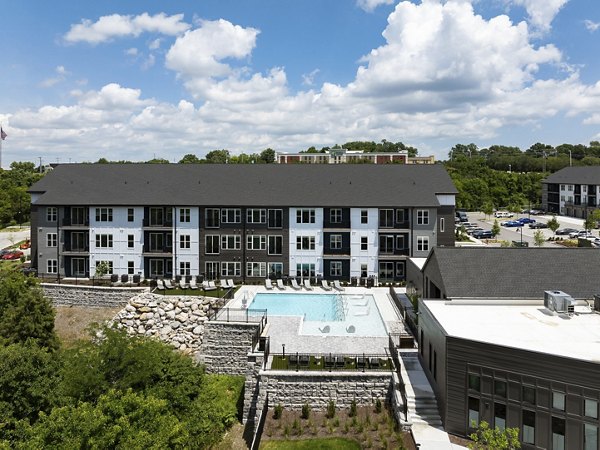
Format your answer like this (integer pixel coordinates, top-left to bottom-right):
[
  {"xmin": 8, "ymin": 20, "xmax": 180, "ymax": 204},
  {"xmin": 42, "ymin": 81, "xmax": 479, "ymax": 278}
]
[
  {"xmin": 265, "ymin": 278, "xmax": 274, "ymax": 290},
  {"xmin": 277, "ymin": 279, "xmax": 287, "ymax": 290},
  {"xmin": 321, "ymin": 280, "xmax": 332, "ymax": 291},
  {"xmin": 303, "ymin": 279, "xmax": 314, "ymax": 290},
  {"xmin": 179, "ymin": 278, "xmax": 188, "ymax": 290},
  {"xmin": 202, "ymin": 280, "xmax": 217, "ymax": 291},
  {"xmin": 189, "ymin": 278, "xmax": 199, "ymax": 290},
  {"xmin": 227, "ymin": 279, "xmax": 236, "ymax": 288},
  {"xmin": 333, "ymin": 280, "xmax": 345, "ymax": 291},
  {"xmin": 208, "ymin": 280, "xmax": 217, "ymax": 290},
  {"xmin": 219, "ymin": 279, "xmax": 229, "ymax": 289},
  {"xmin": 291, "ymin": 279, "xmax": 302, "ymax": 290},
  {"xmin": 164, "ymin": 279, "xmax": 175, "ymax": 289},
  {"xmin": 155, "ymin": 279, "xmax": 165, "ymax": 291}
]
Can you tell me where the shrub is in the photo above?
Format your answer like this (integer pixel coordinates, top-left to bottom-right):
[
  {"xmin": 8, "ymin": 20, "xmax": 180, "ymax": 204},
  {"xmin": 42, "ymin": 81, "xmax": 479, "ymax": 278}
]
[
  {"xmin": 301, "ymin": 402, "xmax": 310, "ymax": 420},
  {"xmin": 375, "ymin": 398, "xmax": 383, "ymax": 413},
  {"xmin": 273, "ymin": 404, "xmax": 283, "ymax": 420},
  {"xmin": 349, "ymin": 400, "xmax": 357, "ymax": 417},
  {"xmin": 326, "ymin": 400, "xmax": 336, "ymax": 418}
]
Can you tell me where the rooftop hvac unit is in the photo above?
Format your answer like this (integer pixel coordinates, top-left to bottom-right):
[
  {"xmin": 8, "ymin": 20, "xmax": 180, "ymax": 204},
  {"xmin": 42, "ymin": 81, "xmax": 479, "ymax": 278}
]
[{"xmin": 544, "ymin": 290, "xmax": 576, "ymax": 314}]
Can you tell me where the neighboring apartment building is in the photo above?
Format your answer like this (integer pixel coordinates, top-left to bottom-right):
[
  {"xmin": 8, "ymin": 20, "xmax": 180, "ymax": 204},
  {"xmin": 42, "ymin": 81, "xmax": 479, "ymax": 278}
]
[
  {"xmin": 409, "ymin": 247, "xmax": 600, "ymax": 449},
  {"xmin": 29, "ymin": 163, "xmax": 456, "ymax": 281},
  {"xmin": 275, "ymin": 148, "xmax": 435, "ymax": 165},
  {"xmin": 542, "ymin": 166, "xmax": 600, "ymax": 218}
]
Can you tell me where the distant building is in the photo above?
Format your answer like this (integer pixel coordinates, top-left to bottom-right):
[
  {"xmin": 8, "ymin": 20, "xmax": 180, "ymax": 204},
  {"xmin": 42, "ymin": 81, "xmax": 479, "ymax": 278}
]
[
  {"xmin": 275, "ymin": 148, "xmax": 434, "ymax": 165},
  {"xmin": 542, "ymin": 167, "xmax": 600, "ymax": 218}
]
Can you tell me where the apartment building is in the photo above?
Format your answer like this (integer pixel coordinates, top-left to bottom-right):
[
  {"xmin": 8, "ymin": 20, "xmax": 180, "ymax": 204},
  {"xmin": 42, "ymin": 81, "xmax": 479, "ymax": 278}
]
[
  {"xmin": 28, "ymin": 163, "xmax": 456, "ymax": 281},
  {"xmin": 275, "ymin": 148, "xmax": 435, "ymax": 165},
  {"xmin": 542, "ymin": 166, "xmax": 600, "ymax": 218}
]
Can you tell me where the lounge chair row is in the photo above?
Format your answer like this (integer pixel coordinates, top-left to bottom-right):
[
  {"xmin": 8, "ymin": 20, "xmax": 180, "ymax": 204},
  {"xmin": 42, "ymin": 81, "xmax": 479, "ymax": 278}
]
[
  {"xmin": 155, "ymin": 279, "xmax": 236, "ymax": 291},
  {"xmin": 265, "ymin": 278, "xmax": 345, "ymax": 291}
]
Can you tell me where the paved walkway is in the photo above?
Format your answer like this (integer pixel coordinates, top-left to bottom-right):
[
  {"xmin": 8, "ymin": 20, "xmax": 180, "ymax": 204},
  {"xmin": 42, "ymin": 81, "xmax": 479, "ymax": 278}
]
[{"xmin": 0, "ymin": 227, "xmax": 30, "ymax": 250}]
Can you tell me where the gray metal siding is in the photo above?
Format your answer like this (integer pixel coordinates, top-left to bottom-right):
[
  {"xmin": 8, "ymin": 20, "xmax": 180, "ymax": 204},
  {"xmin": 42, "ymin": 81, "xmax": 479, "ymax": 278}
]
[{"xmin": 436, "ymin": 205, "xmax": 455, "ymax": 247}]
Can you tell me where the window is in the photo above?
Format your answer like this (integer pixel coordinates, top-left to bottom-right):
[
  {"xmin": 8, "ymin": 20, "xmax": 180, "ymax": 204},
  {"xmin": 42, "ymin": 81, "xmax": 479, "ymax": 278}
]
[
  {"xmin": 221, "ymin": 235, "xmax": 241, "ymax": 251},
  {"xmin": 379, "ymin": 235, "xmax": 394, "ymax": 253},
  {"xmin": 522, "ymin": 386, "xmax": 536, "ymax": 405},
  {"xmin": 522, "ymin": 410, "xmax": 535, "ymax": 445},
  {"xmin": 205, "ymin": 262, "xmax": 219, "ymax": 280},
  {"xmin": 330, "ymin": 208, "xmax": 342, "ymax": 223},
  {"xmin": 149, "ymin": 233, "xmax": 165, "ymax": 252},
  {"xmin": 150, "ymin": 259, "xmax": 164, "ymax": 277},
  {"xmin": 468, "ymin": 374, "xmax": 480, "ymax": 392},
  {"xmin": 128, "ymin": 208, "xmax": 134, "ymax": 222},
  {"xmin": 71, "ymin": 232, "xmax": 86, "ymax": 251},
  {"xmin": 417, "ymin": 210, "xmax": 429, "ymax": 225},
  {"xmin": 396, "ymin": 262, "xmax": 405, "ymax": 278},
  {"xmin": 330, "ymin": 234, "xmax": 342, "ymax": 249},
  {"xmin": 205, "ymin": 208, "xmax": 220, "ymax": 228},
  {"xmin": 221, "ymin": 262, "xmax": 241, "ymax": 277},
  {"xmin": 360, "ymin": 264, "xmax": 368, "ymax": 278},
  {"xmin": 552, "ymin": 417, "xmax": 565, "ymax": 450},
  {"xmin": 396, "ymin": 209, "xmax": 406, "ymax": 223},
  {"xmin": 179, "ymin": 262, "xmax": 191, "ymax": 276},
  {"xmin": 494, "ymin": 403, "xmax": 506, "ymax": 430},
  {"xmin": 361, "ymin": 236, "xmax": 368, "ymax": 251},
  {"xmin": 560, "ymin": 195, "xmax": 565, "ymax": 202},
  {"xmin": 47, "ymin": 207, "xmax": 57, "ymax": 222},
  {"xmin": 95, "ymin": 208, "xmax": 113, "ymax": 222},
  {"xmin": 268, "ymin": 209, "xmax": 283, "ymax": 228},
  {"xmin": 95, "ymin": 234, "xmax": 113, "ymax": 248},
  {"xmin": 268, "ymin": 235, "xmax": 283, "ymax": 255},
  {"xmin": 268, "ymin": 262, "xmax": 283, "ymax": 277},
  {"xmin": 561, "ymin": 184, "xmax": 565, "ymax": 191},
  {"xmin": 296, "ymin": 209, "xmax": 315, "ymax": 224},
  {"xmin": 379, "ymin": 261, "xmax": 394, "ymax": 280},
  {"xmin": 552, "ymin": 392, "xmax": 565, "ymax": 411},
  {"xmin": 246, "ymin": 262, "xmax": 266, "ymax": 277},
  {"xmin": 127, "ymin": 261, "xmax": 135, "ymax": 275},
  {"xmin": 71, "ymin": 207, "xmax": 87, "ymax": 225},
  {"xmin": 468, "ymin": 397, "xmax": 480, "ymax": 428},
  {"xmin": 361, "ymin": 210, "xmax": 368, "ymax": 224},
  {"xmin": 380, "ymin": 209, "xmax": 394, "ymax": 228},
  {"xmin": 180, "ymin": 235, "xmax": 190, "ymax": 249},
  {"xmin": 494, "ymin": 380, "xmax": 507, "ymax": 398},
  {"xmin": 149, "ymin": 207, "xmax": 164, "ymax": 226},
  {"xmin": 179, "ymin": 208, "xmax": 191, "ymax": 223},
  {"xmin": 417, "ymin": 236, "xmax": 429, "ymax": 252},
  {"xmin": 47, "ymin": 233, "xmax": 57, "ymax": 247},
  {"xmin": 396, "ymin": 235, "xmax": 405, "ymax": 250},
  {"xmin": 247, "ymin": 235, "xmax": 266, "ymax": 250},
  {"xmin": 585, "ymin": 424, "xmax": 598, "ymax": 450},
  {"xmin": 205, "ymin": 235, "xmax": 220, "ymax": 254},
  {"xmin": 296, "ymin": 236, "xmax": 315, "ymax": 250},
  {"xmin": 128, "ymin": 234, "xmax": 135, "ymax": 248},
  {"xmin": 296, "ymin": 263, "xmax": 315, "ymax": 277},
  {"xmin": 221, "ymin": 208, "xmax": 241, "ymax": 224},
  {"xmin": 330, "ymin": 261, "xmax": 342, "ymax": 277},
  {"xmin": 569, "ymin": 185, "xmax": 573, "ymax": 190},
  {"xmin": 440, "ymin": 217, "xmax": 445, "ymax": 232},
  {"xmin": 585, "ymin": 399, "xmax": 599, "ymax": 419},
  {"xmin": 247, "ymin": 209, "xmax": 266, "ymax": 224},
  {"xmin": 95, "ymin": 260, "xmax": 113, "ymax": 274},
  {"xmin": 47, "ymin": 259, "xmax": 58, "ymax": 274}
]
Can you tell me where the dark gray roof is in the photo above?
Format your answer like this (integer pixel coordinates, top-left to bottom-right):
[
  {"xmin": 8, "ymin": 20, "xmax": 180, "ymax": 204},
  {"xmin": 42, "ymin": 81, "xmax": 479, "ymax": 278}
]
[
  {"xmin": 29, "ymin": 163, "xmax": 457, "ymax": 207},
  {"xmin": 543, "ymin": 166, "xmax": 600, "ymax": 185},
  {"xmin": 424, "ymin": 247, "xmax": 600, "ymax": 299}
]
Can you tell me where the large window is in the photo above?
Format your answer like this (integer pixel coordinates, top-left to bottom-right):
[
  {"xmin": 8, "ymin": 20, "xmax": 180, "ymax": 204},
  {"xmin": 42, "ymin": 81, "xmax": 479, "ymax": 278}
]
[
  {"xmin": 296, "ymin": 263, "xmax": 315, "ymax": 278},
  {"xmin": 361, "ymin": 210, "xmax": 368, "ymax": 224},
  {"xmin": 128, "ymin": 234, "xmax": 135, "ymax": 248},
  {"xmin": 205, "ymin": 235, "xmax": 220, "ymax": 254},
  {"xmin": 417, "ymin": 236, "xmax": 429, "ymax": 252},
  {"xmin": 552, "ymin": 392, "xmax": 565, "ymax": 411},
  {"xmin": 268, "ymin": 235, "xmax": 283, "ymax": 255},
  {"xmin": 149, "ymin": 233, "xmax": 166, "ymax": 252},
  {"xmin": 221, "ymin": 208, "xmax": 241, "ymax": 224},
  {"xmin": 585, "ymin": 424, "xmax": 598, "ymax": 450},
  {"xmin": 47, "ymin": 207, "xmax": 57, "ymax": 222},
  {"xmin": 379, "ymin": 235, "xmax": 394, "ymax": 254},
  {"xmin": 150, "ymin": 259, "xmax": 164, "ymax": 277},
  {"xmin": 330, "ymin": 261, "xmax": 342, "ymax": 277},
  {"xmin": 205, "ymin": 208, "xmax": 220, "ymax": 228},
  {"xmin": 95, "ymin": 208, "xmax": 113, "ymax": 222},
  {"xmin": 71, "ymin": 207, "xmax": 87, "ymax": 225},
  {"xmin": 296, "ymin": 236, "xmax": 315, "ymax": 250},
  {"xmin": 246, "ymin": 262, "xmax": 266, "ymax": 277},
  {"xmin": 47, "ymin": 233, "xmax": 57, "ymax": 247},
  {"xmin": 179, "ymin": 208, "xmax": 191, "ymax": 223},
  {"xmin": 494, "ymin": 403, "xmax": 506, "ymax": 430},
  {"xmin": 47, "ymin": 259, "xmax": 58, "ymax": 274},
  {"xmin": 128, "ymin": 208, "xmax": 134, "ymax": 222},
  {"xmin": 522, "ymin": 410, "xmax": 535, "ymax": 445},
  {"xmin": 149, "ymin": 207, "xmax": 163, "ymax": 226},
  {"xmin": 221, "ymin": 262, "xmax": 241, "ymax": 277},
  {"xmin": 247, "ymin": 209, "xmax": 266, "ymax": 224},
  {"xmin": 179, "ymin": 261, "xmax": 191, "ymax": 276},
  {"xmin": 330, "ymin": 208, "xmax": 342, "ymax": 224},
  {"xmin": 523, "ymin": 386, "xmax": 536, "ymax": 405},
  {"xmin": 268, "ymin": 262, "xmax": 283, "ymax": 277},
  {"xmin": 205, "ymin": 262, "xmax": 219, "ymax": 280},
  {"xmin": 72, "ymin": 258, "xmax": 86, "ymax": 276},
  {"xmin": 468, "ymin": 374, "xmax": 480, "ymax": 392},
  {"xmin": 379, "ymin": 262, "xmax": 394, "ymax": 280},
  {"xmin": 468, "ymin": 397, "xmax": 479, "ymax": 428},
  {"xmin": 268, "ymin": 209, "xmax": 283, "ymax": 228},
  {"xmin": 296, "ymin": 209, "xmax": 315, "ymax": 224},
  {"xmin": 330, "ymin": 234, "xmax": 342, "ymax": 249},
  {"xmin": 379, "ymin": 209, "xmax": 394, "ymax": 228},
  {"xmin": 247, "ymin": 235, "xmax": 266, "ymax": 251},
  {"xmin": 95, "ymin": 234, "xmax": 113, "ymax": 248},
  {"xmin": 417, "ymin": 210, "xmax": 429, "ymax": 225},
  {"xmin": 552, "ymin": 417, "xmax": 565, "ymax": 450},
  {"xmin": 180, "ymin": 234, "xmax": 190, "ymax": 249},
  {"xmin": 585, "ymin": 399, "xmax": 599, "ymax": 419},
  {"xmin": 221, "ymin": 235, "xmax": 241, "ymax": 250}
]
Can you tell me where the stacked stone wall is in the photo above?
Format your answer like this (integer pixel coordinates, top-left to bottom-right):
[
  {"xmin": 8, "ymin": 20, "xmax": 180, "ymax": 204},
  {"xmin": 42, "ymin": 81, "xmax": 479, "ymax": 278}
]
[
  {"xmin": 42, "ymin": 283, "xmax": 147, "ymax": 307},
  {"xmin": 201, "ymin": 321, "xmax": 261, "ymax": 375}
]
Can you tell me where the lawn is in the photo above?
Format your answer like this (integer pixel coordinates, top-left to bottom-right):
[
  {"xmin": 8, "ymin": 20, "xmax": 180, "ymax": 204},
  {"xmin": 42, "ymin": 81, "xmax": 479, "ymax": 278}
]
[{"xmin": 261, "ymin": 438, "xmax": 361, "ymax": 449}]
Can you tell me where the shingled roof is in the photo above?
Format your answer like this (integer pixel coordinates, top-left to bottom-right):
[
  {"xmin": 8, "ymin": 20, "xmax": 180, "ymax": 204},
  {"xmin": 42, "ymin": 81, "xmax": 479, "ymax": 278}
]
[
  {"xmin": 29, "ymin": 163, "xmax": 457, "ymax": 207},
  {"xmin": 543, "ymin": 166, "xmax": 600, "ymax": 185},
  {"xmin": 424, "ymin": 247, "xmax": 600, "ymax": 299}
]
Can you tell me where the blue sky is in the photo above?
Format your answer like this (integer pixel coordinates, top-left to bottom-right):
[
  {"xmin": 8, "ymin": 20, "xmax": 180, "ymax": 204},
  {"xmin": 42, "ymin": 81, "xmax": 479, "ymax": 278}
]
[{"xmin": 1, "ymin": 0, "xmax": 599, "ymax": 166}]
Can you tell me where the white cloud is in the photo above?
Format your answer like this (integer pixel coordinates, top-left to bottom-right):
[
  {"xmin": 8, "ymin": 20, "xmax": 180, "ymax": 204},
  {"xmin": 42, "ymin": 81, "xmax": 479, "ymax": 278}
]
[
  {"xmin": 506, "ymin": 0, "xmax": 569, "ymax": 32},
  {"xmin": 584, "ymin": 19, "xmax": 600, "ymax": 32},
  {"xmin": 302, "ymin": 69, "xmax": 320, "ymax": 86},
  {"xmin": 149, "ymin": 38, "xmax": 162, "ymax": 50},
  {"xmin": 357, "ymin": 0, "xmax": 395, "ymax": 12},
  {"xmin": 39, "ymin": 65, "xmax": 70, "ymax": 88},
  {"xmin": 64, "ymin": 12, "xmax": 190, "ymax": 44},
  {"xmin": 125, "ymin": 47, "xmax": 138, "ymax": 56},
  {"xmin": 141, "ymin": 54, "xmax": 156, "ymax": 70}
]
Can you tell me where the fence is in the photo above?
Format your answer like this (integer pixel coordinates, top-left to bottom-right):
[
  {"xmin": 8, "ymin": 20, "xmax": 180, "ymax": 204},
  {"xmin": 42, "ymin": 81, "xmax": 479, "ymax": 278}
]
[{"xmin": 269, "ymin": 352, "xmax": 393, "ymax": 372}]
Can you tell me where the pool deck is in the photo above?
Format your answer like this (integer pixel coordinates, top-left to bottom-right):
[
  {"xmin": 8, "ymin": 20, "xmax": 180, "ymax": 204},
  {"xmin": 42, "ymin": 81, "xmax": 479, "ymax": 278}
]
[{"xmin": 226, "ymin": 286, "xmax": 405, "ymax": 355}]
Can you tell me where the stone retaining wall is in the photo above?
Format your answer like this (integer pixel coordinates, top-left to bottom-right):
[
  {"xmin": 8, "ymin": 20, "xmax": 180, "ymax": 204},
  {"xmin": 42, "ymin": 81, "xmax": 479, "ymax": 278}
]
[{"xmin": 42, "ymin": 283, "xmax": 148, "ymax": 307}]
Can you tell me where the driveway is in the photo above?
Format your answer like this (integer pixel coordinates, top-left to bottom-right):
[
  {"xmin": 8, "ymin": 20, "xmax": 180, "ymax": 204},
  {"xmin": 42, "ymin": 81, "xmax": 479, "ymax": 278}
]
[{"xmin": 0, "ymin": 227, "xmax": 31, "ymax": 252}]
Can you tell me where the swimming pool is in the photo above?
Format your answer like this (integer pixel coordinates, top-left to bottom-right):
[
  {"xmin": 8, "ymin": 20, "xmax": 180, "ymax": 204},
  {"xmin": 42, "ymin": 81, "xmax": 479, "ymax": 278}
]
[{"xmin": 248, "ymin": 292, "xmax": 388, "ymax": 336}]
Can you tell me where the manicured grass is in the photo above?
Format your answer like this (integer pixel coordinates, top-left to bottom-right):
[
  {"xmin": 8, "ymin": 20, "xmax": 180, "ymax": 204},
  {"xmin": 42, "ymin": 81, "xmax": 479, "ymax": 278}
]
[
  {"xmin": 261, "ymin": 438, "xmax": 361, "ymax": 450},
  {"xmin": 158, "ymin": 286, "xmax": 238, "ymax": 298},
  {"xmin": 271, "ymin": 355, "xmax": 392, "ymax": 371}
]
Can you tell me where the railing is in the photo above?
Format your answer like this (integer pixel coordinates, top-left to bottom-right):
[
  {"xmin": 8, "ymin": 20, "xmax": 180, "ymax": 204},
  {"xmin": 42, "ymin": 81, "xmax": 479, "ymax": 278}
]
[
  {"xmin": 388, "ymin": 286, "xmax": 418, "ymax": 339},
  {"xmin": 269, "ymin": 351, "xmax": 393, "ymax": 372},
  {"xmin": 250, "ymin": 393, "xmax": 269, "ymax": 450},
  {"xmin": 388, "ymin": 334, "xmax": 409, "ymax": 421},
  {"xmin": 61, "ymin": 218, "xmax": 89, "ymax": 226},
  {"xmin": 208, "ymin": 307, "xmax": 267, "ymax": 328},
  {"xmin": 389, "ymin": 332, "xmax": 416, "ymax": 349}
]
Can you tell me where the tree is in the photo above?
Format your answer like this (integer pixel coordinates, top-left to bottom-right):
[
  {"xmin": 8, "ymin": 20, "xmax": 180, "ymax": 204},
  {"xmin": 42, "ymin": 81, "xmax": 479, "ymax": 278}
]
[
  {"xmin": 584, "ymin": 210, "xmax": 600, "ymax": 233},
  {"xmin": 259, "ymin": 148, "xmax": 276, "ymax": 164},
  {"xmin": 178, "ymin": 154, "xmax": 201, "ymax": 164},
  {"xmin": 469, "ymin": 421, "xmax": 521, "ymax": 449},
  {"xmin": 205, "ymin": 149, "xmax": 230, "ymax": 164},
  {"xmin": 146, "ymin": 158, "xmax": 170, "ymax": 164},
  {"xmin": 492, "ymin": 220, "xmax": 501, "ymax": 238},
  {"xmin": 482, "ymin": 202, "xmax": 494, "ymax": 219},
  {"xmin": 547, "ymin": 215, "xmax": 560, "ymax": 234},
  {"xmin": 533, "ymin": 230, "xmax": 545, "ymax": 247},
  {"xmin": 94, "ymin": 261, "xmax": 110, "ymax": 278}
]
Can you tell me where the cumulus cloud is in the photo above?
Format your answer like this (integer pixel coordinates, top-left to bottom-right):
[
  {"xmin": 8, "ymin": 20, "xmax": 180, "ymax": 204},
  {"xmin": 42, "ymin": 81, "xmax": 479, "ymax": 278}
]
[
  {"xmin": 357, "ymin": 0, "xmax": 395, "ymax": 12},
  {"xmin": 302, "ymin": 69, "xmax": 320, "ymax": 86},
  {"xmin": 64, "ymin": 12, "xmax": 190, "ymax": 44},
  {"xmin": 584, "ymin": 19, "xmax": 600, "ymax": 32},
  {"xmin": 40, "ymin": 65, "xmax": 70, "ymax": 88},
  {"xmin": 506, "ymin": 0, "xmax": 569, "ymax": 32}
]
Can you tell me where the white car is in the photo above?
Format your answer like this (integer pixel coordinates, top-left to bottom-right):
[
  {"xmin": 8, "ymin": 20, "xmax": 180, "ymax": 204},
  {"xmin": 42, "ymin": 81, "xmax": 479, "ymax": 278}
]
[
  {"xmin": 494, "ymin": 211, "xmax": 514, "ymax": 218},
  {"xmin": 569, "ymin": 230, "xmax": 595, "ymax": 239}
]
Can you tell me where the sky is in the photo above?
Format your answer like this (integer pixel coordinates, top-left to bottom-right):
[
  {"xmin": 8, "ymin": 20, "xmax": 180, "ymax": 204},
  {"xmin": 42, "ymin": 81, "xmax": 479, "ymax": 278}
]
[{"xmin": 1, "ymin": 0, "xmax": 600, "ymax": 167}]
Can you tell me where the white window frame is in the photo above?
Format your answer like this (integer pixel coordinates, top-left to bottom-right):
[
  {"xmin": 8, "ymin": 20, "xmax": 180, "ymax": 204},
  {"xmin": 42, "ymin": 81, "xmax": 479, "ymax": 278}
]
[
  {"xmin": 439, "ymin": 218, "xmax": 445, "ymax": 233},
  {"xmin": 330, "ymin": 208, "xmax": 342, "ymax": 223},
  {"xmin": 246, "ymin": 262, "xmax": 266, "ymax": 277},
  {"xmin": 268, "ymin": 262, "xmax": 284, "ymax": 277},
  {"xmin": 95, "ymin": 234, "xmax": 113, "ymax": 248},
  {"xmin": 221, "ymin": 208, "xmax": 241, "ymax": 224},
  {"xmin": 417, "ymin": 210, "xmax": 429, "ymax": 225},
  {"xmin": 179, "ymin": 208, "xmax": 191, "ymax": 223},
  {"xmin": 95, "ymin": 260, "xmax": 113, "ymax": 275},
  {"xmin": 180, "ymin": 234, "xmax": 191, "ymax": 249},
  {"xmin": 128, "ymin": 234, "xmax": 135, "ymax": 248},
  {"xmin": 268, "ymin": 235, "xmax": 283, "ymax": 255},
  {"xmin": 47, "ymin": 233, "xmax": 57, "ymax": 248},
  {"xmin": 179, "ymin": 261, "xmax": 191, "ymax": 276},
  {"xmin": 296, "ymin": 235, "xmax": 315, "ymax": 250},
  {"xmin": 296, "ymin": 209, "xmax": 315, "ymax": 224},
  {"xmin": 247, "ymin": 209, "xmax": 266, "ymax": 224},
  {"xmin": 247, "ymin": 235, "xmax": 266, "ymax": 251},
  {"xmin": 417, "ymin": 236, "xmax": 429, "ymax": 252},
  {"xmin": 221, "ymin": 235, "xmax": 241, "ymax": 250},
  {"xmin": 360, "ymin": 236, "xmax": 368, "ymax": 251},
  {"xmin": 330, "ymin": 234, "xmax": 342, "ymax": 249},
  {"xmin": 380, "ymin": 209, "xmax": 394, "ymax": 228},
  {"xmin": 95, "ymin": 207, "xmax": 113, "ymax": 222},
  {"xmin": 47, "ymin": 259, "xmax": 58, "ymax": 274},
  {"xmin": 47, "ymin": 207, "xmax": 57, "ymax": 222},
  {"xmin": 330, "ymin": 261, "xmax": 342, "ymax": 277},
  {"xmin": 205, "ymin": 235, "xmax": 220, "ymax": 254},
  {"xmin": 221, "ymin": 262, "xmax": 241, "ymax": 277},
  {"xmin": 296, "ymin": 263, "xmax": 315, "ymax": 278}
]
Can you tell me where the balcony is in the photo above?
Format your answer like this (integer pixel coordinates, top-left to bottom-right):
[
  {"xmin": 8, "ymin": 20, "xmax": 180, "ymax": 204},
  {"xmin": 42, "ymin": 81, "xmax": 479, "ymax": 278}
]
[
  {"xmin": 62, "ymin": 244, "xmax": 89, "ymax": 254},
  {"xmin": 323, "ymin": 246, "xmax": 351, "ymax": 256},
  {"xmin": 379, "ymin": 248, "xmax": 409, "ymax": 257},
  {"xmin": 61, "ymin": 218, "xmax": 89, "ymax": 227},
  {"xmin": 143, "ymin": 246, "xmax": 173, "ymax": 255},
  {"xmin": 142, "ymin": 219, "xmax": 173, "ymax": 228}
]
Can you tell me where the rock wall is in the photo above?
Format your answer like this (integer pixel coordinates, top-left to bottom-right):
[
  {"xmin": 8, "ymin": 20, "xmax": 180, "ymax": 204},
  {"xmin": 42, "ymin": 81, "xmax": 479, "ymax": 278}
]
[
  {"xmin": 112, "ymin": 292, "xmax": 221, "ymax": 355},
  {"xmin": 42, "ymin": 283, "xmax": 147, "ymax": 307}
]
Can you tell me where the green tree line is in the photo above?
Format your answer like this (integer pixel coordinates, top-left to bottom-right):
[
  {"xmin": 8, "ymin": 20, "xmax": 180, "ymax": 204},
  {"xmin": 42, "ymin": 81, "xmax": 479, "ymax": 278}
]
[{"xmin": 0, "ymin": 162, "xmax": 44, "ymax": 228}]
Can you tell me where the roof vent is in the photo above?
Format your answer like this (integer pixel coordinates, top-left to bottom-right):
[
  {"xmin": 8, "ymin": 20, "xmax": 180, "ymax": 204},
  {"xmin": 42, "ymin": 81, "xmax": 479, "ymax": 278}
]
[{"xmin": 544, "ymin": 290, "xmax": 576, "ymax": 314}]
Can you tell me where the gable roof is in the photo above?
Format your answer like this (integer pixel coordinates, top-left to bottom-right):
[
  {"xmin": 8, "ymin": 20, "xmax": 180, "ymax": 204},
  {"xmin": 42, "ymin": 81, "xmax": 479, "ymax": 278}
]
[
  {"xmin": 543, "ymin": 166, "xmax": 600, "ymax": 185},
  {"xmin": 29, "ymin": 163, "xmax": 457, "ymax": 207},
  {"xmin": 424, "ymin": 247, "xmax": 600, "ymax": 299}
]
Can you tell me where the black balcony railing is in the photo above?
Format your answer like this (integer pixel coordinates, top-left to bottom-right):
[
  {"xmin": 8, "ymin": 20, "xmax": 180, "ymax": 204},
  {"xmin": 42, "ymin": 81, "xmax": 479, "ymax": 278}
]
[
  {"xmin": 270, "ymin": 352, "xmax": 393, "ymax": 372},
  {"xmin": 62, "ymin": 218, "xmax": 89, "ymax": 226},
  {"xmin": 142, "ymin": 219, "xmax": 173, "ymax": 227}
]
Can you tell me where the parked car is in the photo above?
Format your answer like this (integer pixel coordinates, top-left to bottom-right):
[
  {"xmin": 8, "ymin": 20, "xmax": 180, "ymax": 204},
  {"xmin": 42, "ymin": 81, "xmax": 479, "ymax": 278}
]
[
  {"xmin": 466, "ymin": 227, "xmax": 484, "ymax": 235},
  {"xmin": 472, "ymin": 230, "xmax": 493, "ymax": 239},
  {"xmin": 517, "ymin": 217, "xmax": 536, "ymax": 224},
  {"xmin": 569, "ymin": 230, "xmax": 595, "ymax": 239},
  {"xmin": 529, "ymin": 209, "xmax": 545, "ymax": 215},
  {"xmin": 529, "ymin": 222, "xmax": 548, "ymax": 229},
  {"xmin": 502, "ymin": 220, "xmax": 522, "ymax": 227},
  {"xmin": 1, "ymin": 250, "xmax": 24, "ymax": 260},
  {"xmin": 555, "ymin": 228, "xmax": 578, "ymax": 235},
  {"xmin": 494, "ymin": 211, "xmax": 513, "ymax": 218}
]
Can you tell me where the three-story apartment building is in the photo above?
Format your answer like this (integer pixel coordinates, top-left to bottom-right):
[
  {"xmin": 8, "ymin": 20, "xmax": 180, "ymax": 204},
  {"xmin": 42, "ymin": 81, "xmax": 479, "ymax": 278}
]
[{"xmin": 29, "ymin": 163, "xmax": 457, "ymax": 282}]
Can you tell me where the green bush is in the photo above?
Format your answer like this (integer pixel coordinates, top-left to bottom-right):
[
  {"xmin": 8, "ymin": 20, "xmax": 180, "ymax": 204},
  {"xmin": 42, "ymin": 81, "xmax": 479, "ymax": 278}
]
[
  {"xmin": 301, "ymin": 403, "xmax": 310, "ymax": 420},
  {"xmin": 349, "ymin": 400, "xmax": 357, "ymax": 417},
  {"xmin": 273, "ymin": 403, "xmax": 283, "ymax": 420},
  {"xmin": 375, "ymin": 398, "xmax": 383, "ymax": 413},
  {"xmin": 326, "ymin": 400, "xmax": 336, "ymax": 418}
]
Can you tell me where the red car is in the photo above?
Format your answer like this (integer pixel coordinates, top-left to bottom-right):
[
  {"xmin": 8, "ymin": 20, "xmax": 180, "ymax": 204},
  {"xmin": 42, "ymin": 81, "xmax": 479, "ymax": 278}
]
[{"xmin": 2, "ymin": 250, "xmax": 24, "ymax": 260}]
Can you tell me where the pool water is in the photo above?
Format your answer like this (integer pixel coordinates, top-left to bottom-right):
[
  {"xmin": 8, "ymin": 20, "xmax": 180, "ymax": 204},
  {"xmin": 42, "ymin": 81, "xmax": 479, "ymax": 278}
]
[{"xmin": 250, "ymin": 293, "xmax": 342, "ymax": 321}]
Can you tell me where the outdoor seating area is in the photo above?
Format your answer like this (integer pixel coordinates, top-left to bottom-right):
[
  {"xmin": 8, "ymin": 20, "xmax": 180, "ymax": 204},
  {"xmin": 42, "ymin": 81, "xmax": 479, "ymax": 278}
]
[
  {"xmin": 264, "ymin": 278, "xmax": 345, "ymax": 292},
  {"xmin": 270, "ymin": 352, "xmax": 393, "ymax": 372},
  {"xmin": 152, "ymin": 277, "xmax": 236, "ymax": 294}
]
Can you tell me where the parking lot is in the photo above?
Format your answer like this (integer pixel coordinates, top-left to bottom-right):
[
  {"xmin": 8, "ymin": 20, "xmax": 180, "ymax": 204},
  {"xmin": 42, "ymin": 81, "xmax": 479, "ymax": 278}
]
[{"xmin": 459, "ymin": 213, "xmax": 592, "ymax": 247}]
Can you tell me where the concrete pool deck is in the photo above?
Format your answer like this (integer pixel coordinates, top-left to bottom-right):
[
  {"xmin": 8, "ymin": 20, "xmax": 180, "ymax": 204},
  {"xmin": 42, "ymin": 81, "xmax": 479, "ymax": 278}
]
[{"xmin": 226, "ymin": 286, "xmax": 405, "ymax": 355}]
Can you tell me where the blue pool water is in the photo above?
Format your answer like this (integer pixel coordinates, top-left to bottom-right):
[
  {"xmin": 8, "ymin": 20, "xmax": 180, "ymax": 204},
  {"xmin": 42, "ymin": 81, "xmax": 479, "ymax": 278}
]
[{"xmin": 250, "ymin": 293, "xmax": 342, "ymax": 321}]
